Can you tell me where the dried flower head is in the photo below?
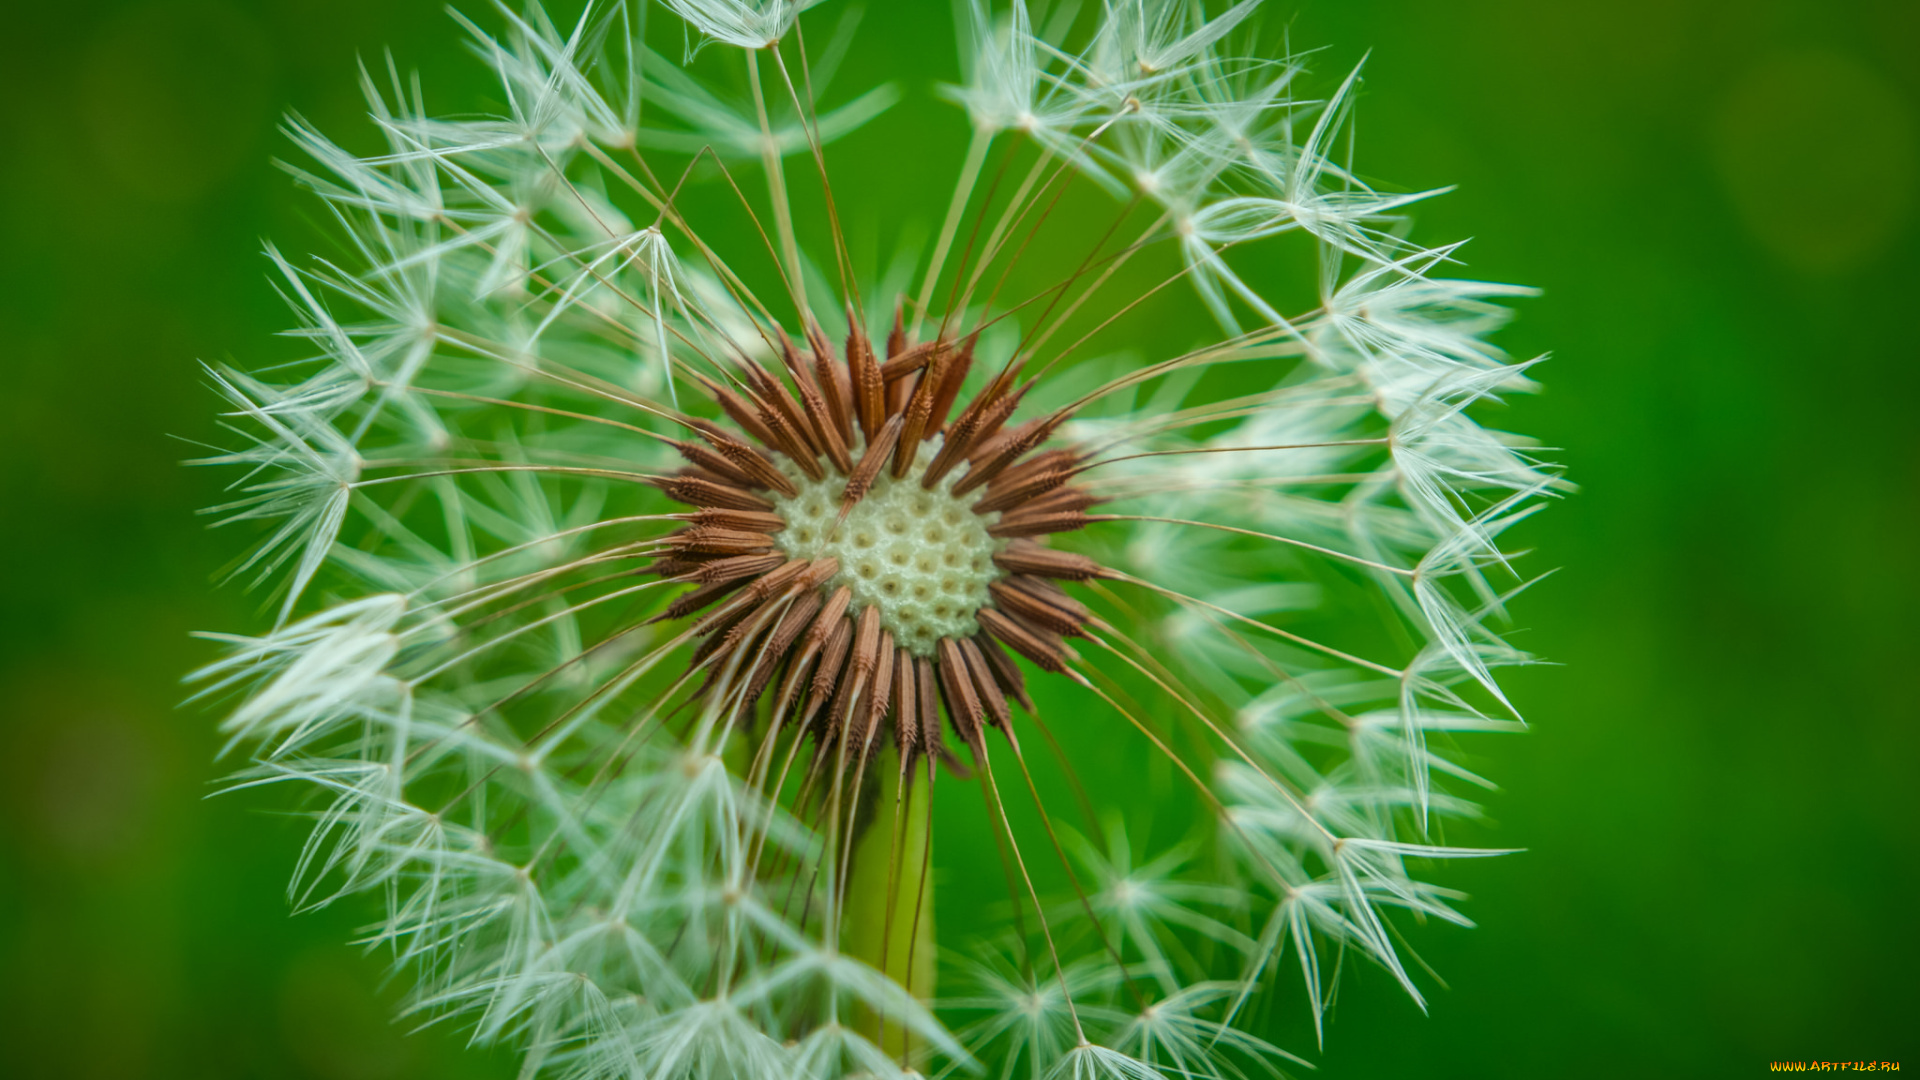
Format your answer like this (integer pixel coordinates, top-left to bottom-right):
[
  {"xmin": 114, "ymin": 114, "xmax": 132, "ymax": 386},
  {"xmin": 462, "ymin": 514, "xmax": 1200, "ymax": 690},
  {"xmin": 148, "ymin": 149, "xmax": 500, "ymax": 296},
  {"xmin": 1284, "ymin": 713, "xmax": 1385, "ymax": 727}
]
[{"xmin": 193, "ymin": 1, "xmax": 1563, "ymax": 1077}]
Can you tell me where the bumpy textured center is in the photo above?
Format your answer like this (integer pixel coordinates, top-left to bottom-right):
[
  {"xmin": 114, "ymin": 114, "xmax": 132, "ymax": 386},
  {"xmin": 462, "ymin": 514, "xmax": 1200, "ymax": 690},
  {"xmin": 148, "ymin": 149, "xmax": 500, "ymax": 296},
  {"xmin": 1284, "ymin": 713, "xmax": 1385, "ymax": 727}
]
[{"xmin": 772, "ymin": 438, "xmax": 1004, "ymax": 657}]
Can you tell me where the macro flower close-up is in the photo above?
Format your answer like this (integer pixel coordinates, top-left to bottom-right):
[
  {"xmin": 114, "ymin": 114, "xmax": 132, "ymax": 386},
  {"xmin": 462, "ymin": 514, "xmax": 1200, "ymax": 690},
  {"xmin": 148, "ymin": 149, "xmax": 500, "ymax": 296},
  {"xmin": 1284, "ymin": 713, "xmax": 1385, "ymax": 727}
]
[
  {"xmin": 4, "ymin": 0, "xmax": 1913, "ymax": 1077},
  {"xmin": 183, "ymin": 1, "xmax": 1558, "ymax": 1073}
]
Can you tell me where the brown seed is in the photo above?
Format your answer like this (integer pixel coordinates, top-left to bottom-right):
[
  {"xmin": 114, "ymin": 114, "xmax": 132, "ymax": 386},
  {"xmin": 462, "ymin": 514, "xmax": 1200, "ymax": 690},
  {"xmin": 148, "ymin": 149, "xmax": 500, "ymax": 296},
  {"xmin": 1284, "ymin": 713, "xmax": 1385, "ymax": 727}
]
[
  {"xmin": 797, "ymin": 379, "xmax": 855, "ymax": 476},
  {"xmin": 669, "ymin": 557, "xmax": 804, "ymax": 623},
  {"xmin": 690, "ymin": 597, "xmax": 760, "ymax": 666},
  {"xmin": 963, "ymin": 383, "xmax": 1027, "ymax": 461},
  {"xmin": 973, "ymin": 631, "xmax": 1034, "ymax": 712},
  {"xmin": 919, "ymin": 397, "xmax": 991, "ymax": 489},
  {"xmin": 772, "ymin": 586, "xmax": 854, "ymax": 719},
  {"xmin": 993, "ymin": 575, "xmax": 1091, "ymax": 637},
  {"xmin": 777, "ymin": 327, "xmax": 819, "ymax": 391},
  {"xmin": 879, "ymin": 339, "xmax": 940, "ymax": 382},
  {"xmin": 821, "ymin": 669, "xmax": 858, "ymax": 749},
  {"xmin": 773, "ymin": 645, "xmax": 825, "ymax": 727},
  {"xmin": 986, "ymin": 510, "xmax": 1089, "ymax": 539},
  {"xmin": 807, "ymin": 320, "xmax": 856, "ymax": 447},
  {"xmin": 684, "ymin": 558, "xmax": 814, "ymax": 633},
  {"xmin": 1004, "ymin": 572, "xmax": 1076, "ymax": 604},
  {"xmin": 976, "ymin": 607, "xmax": 1069, "ymax": 673},
  {"xmin": 764, "ymin": 586, "xmax": 825, "ymax": 653},
  {"xmin": 688, "ymin": 508, "xmax": 786, "ymax": 533},
  {"xmin": 973, "ymin": 462, "xmax": 1076, "ymax": 514},
  {"xmin": 740, "ymin": 589, "xmax": 824, "ymax": 711},
  {"xmin": 892, "ymin": 343, "xmax": 951, "ymax": 479},
  {"xmin": 957, "ymin": 636, "xmax": 1012, "ymax": 736},
  {"xmin": 993, "ymin": 542, "xmax": 1106, "ymax": 582},
  {"xmin": 669, "ymin": 439, "xmax": 758, "ymax": 490},
  {"xmin": 840, "ymin": 413, "xmax": 904, "ymax": 516},
  {"xmin": 742, "ymin": 355, "xmax": 822, "ymax": 463},
  {"xmin": 802, "ymin": 618, "xmax": 855, "ymax": 731},
  {"xmin": 800, "ymin": 586, "xmax": 856, "ymax": 652},
  {"xmin": 919, "ymin": 368, "xmax": 1017, "ymax": 489},
  {"xmin": 952, "ymin": 414, "xmax": 1060, "ymax": 496},
  {"xmin": 936, "ymin": 637, "xmax": 986, "ymax": 751},
  {"xmin": 925, "ymin": 333, "xmax": 975, "ymax": 438},
  {"xmin": 830, "ymin": 361, "xmax": 854, "ymax": 437},
  {"xmin": 780, "ymin": 330, "xmax": 853, "ymax": 475},
  {"xmin": 966, "ymin": 416, "xmax": 1039, "ymax": 468},
  {"xmin": 883, "ymin": 306, "xmax": 916, "ymax": 412},
  {"xmin": 850, "ymin": 632, "xmax": 896, "ymax": 758},
  {"xmin": 654, "ymin": 576, "xmax": 751, "ymax": 623},
  {"xmin": 849, "ymin": 605, "xmax": 883, "ymax": 682},
  {"xmin": 988, "ymin": 579, "xmax": 1076, "ymax": 636},
  {"xmin": 847, "ymin": 304, "xmax": 885, "ymax": 441},
  {"xmin": 669, "ymin": 526, "xmax": 778, "ymax": 555},
  {"xmin": 886, "ymin": 359, "xmax": 913, "ymax": 416},
  {"xmin": 892, "ymin": 645, "xmax": 920, "ymax": 768},
  {"xmin": 689, "ymin": 429, "xmax": 799, "ymax": 497},
  {"xmin": 645, "ymin": 554, "xmax": 711, "ymax": 581},
  {"xmin": 698, "ymin": 375, "xmax": 782, "ymax": 451},
  {"xmin": 798, "ymin": 557, "xmax": 843, "ymax": 591},
  {"xmin": 984, "ymin": 448, "xmax": 1078, "ymax": 499},
  {"xmin": 647, "ymin": 474, "xmax": 774, "ymax": 513},
  {"xmin": 675, "ymin": 466, "xmax": 736, "ymax": 487},
  {"xmin": 693, "ymin": 552, "xmax": 788, "ymax": 586},
  {"xmin": 887, "ymin": 299, "xmax": 908, "ymax": 359},
  {"xmin": 915, "ymin": 655, "xmax": 942, "ymax": 768},
  {"xmin": 997, "ymin": 485, "xmax": 1105, "ymax": 519},
  {"xmin": 683, "ymin": 416, "xmax": 739, "ymax": 448},
  {"xmin": 749, "ymin": 391, "xmax": 826, "ymax": 480},
  {"xmin": 744, "ymin": 558, "xmax": 825, "ymax": 604}
]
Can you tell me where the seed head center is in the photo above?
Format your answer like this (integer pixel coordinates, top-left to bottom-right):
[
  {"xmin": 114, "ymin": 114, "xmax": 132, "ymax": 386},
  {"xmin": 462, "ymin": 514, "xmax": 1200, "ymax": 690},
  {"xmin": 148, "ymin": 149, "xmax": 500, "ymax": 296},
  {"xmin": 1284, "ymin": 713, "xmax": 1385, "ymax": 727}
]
[{"xmin": 772, "ymin": 439, "xmax": 1004, "ymax": 657}]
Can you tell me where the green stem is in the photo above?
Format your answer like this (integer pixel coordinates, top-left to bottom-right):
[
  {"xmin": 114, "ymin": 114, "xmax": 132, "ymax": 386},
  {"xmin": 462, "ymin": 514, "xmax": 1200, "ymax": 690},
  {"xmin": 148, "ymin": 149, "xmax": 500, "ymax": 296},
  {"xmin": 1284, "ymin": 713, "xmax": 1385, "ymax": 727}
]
[{"xmin": 844, "ymin": 748, "xmax": 935, "ymax": 1058}]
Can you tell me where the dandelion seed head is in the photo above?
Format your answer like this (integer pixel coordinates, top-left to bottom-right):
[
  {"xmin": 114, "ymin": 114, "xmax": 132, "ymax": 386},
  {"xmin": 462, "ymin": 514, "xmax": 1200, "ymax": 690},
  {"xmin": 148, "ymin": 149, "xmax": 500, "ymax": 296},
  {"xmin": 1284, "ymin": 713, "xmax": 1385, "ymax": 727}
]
[{"xmin": 192, "ymin": 0, "xmax": 1565, "ymax": 1075}]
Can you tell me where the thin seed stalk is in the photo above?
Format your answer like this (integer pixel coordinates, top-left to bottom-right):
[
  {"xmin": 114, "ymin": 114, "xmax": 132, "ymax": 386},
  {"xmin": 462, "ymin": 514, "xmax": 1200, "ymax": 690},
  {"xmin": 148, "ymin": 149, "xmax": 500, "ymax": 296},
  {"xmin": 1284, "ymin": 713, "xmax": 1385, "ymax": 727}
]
[
  {"xmin": 844, "ymin": 747, "xmax": 934, "ymax": 1056},
  {"xmin": 747, "ymin": 47, "xmax": 805, "ymax": 307},
  {"xmin": 911, "ymin": 124, "xmax": 993, "ymax": 339}
]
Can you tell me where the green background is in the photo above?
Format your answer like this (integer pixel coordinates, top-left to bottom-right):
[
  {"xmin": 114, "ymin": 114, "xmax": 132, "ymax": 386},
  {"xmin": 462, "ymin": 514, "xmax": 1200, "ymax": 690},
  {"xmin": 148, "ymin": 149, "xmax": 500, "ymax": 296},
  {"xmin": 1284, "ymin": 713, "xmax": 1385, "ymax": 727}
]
[{"xmin": 2, "ymin": 0, "xmax": 1915, "ymax": 1076}]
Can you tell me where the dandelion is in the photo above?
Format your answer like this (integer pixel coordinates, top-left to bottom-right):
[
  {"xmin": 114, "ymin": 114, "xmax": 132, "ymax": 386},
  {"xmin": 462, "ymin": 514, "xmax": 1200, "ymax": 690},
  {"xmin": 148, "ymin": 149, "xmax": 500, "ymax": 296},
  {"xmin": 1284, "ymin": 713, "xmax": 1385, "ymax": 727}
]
[{"xmin": 194, "ymin": 1, "xmax": 1563, "ymax": 1077}]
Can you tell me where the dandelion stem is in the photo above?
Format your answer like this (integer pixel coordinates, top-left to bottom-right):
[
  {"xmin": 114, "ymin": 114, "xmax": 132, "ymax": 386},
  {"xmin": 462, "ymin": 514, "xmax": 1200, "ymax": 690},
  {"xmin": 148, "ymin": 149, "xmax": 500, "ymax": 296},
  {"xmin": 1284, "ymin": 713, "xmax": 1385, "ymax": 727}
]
[{"xmin": 845, "ymin": 748, "xmax": 935, "ymax": 1057}]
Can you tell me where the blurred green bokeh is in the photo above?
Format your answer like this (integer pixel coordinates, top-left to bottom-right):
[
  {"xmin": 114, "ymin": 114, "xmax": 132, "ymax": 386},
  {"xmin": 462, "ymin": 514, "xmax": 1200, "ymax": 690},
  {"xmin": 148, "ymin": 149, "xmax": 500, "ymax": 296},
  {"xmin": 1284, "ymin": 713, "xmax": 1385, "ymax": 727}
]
[{"xmin": 2, "ymin": 1, "xmax": 1915, "ymax": 1076}]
